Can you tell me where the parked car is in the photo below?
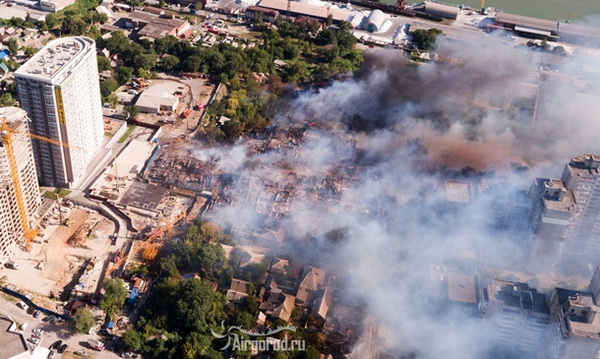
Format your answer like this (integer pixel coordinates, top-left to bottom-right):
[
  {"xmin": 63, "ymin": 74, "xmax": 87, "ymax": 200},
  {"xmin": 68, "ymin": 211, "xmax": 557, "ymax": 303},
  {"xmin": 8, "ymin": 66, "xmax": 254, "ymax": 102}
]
[
  {"xmin": 33, "ymin": 310, "xmax": 41, "ymax": 318},
  {"xmin": 33, "ymin": 328, "xmax": 43, "ymax": 335},
  {"xmin": 17, "ymin": 301, "xmax": 28, "ymax": 310},
  {"xmin": 50, "ymin": 340, "xmax": 62, "ymax": 350},
  {"xmin": 27, "ymin": 337, "xmax": 39, "ymax": 345},
  {"xmin": 58, "ymin": 344, "xmax": 68, "ymax": 353},
  {"xmin": 4, "ymin": 261, "xmax": 18, "ymax": 269},
  {"xmin": 74, "ymin": 350, "xmax": 88, "ymax": 356},
  {"xmin": 42, "ymin": 316, "xmax": 53, "ymax": 322},
  {"xmin": 19, "ymin": 323, "xmax": 28, "ymax": 330},
  {"xmin": 48, "ymin": 349, "xmax": 57, "ymax": 358},
  {"xmin": 120, "ymin": 353, "xmax": 138, "ymax": 358}
]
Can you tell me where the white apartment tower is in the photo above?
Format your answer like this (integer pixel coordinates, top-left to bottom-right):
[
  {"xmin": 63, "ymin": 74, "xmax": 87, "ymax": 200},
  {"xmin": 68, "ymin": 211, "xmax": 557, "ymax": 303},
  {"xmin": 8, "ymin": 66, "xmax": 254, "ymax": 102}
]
[
  {"xmin": 0, "ymin": 107, "xmax": 41, "ymax": 264},
  {"xmin": 14, "ymin": 36, "xmax": 104, "ymax": 188}
]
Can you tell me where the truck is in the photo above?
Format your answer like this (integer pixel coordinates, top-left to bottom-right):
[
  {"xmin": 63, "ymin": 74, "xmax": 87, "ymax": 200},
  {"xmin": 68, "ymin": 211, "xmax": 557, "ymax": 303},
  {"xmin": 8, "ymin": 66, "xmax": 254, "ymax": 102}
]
[
  {"xmin": 88, "ymin": 339, "xmax": 105, "ymax": 351},
  {"xmin": 181, "ymin": 108, "xmax": 192, "ymax": 118}
]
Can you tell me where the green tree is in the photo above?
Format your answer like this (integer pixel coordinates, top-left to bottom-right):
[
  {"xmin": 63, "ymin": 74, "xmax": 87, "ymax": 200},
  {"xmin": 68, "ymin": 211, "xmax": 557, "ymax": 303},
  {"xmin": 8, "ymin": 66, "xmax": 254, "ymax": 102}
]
[
  {"xmin": 115, "ymin": 66, "xmax": 134, "ymax": 84},
  {"xmin": 411, "ymin": 28, "xmax": 443, "ymax": 50},
  {"xmin": 99, "ymin": 278, "xmax": 128, "ymax": 319},
  {"xmin": 45, "ymin": 13, "xmax": 60, "ymax": 29},
  {"xmin": 0, "ymin": 93, "xmax": 17, "ymax": 107},
  {"xmin": 233, "ymin": 311, "xmax": 255, "ymax": 330},
  {"xmin": 23, "ymin": 46, "xmax": 37, "ymax": 58},
  {"xmin": 175, "ymin": 278, "xmax": 225, "ymax": 333},
  {"xmin": 100, "ymin": 78, "xmax": 118, "ymax": 97},
  {"xmin": 159, "ymin": 254, "xmax": 180, "ymax": 278},
  {"xmin": 325, "ymin": 14, "xmax": 333, "ymax": 26},
  {"xmin": 8, "ymin": 38, "xmax": 18, "ymax": 57},
  {"xmin": 61, "ymin": 15, "xmax": 87, "ymax": 35},
  {"xmin": 73, "ymin": 307, "xmax": 95, "ymax": 334},
  {"xmin": 160, "ymin": 55, "xmax": 180, "ymax": 71},
  {"xmin": 97, "ymin": 56, "xmax": 111, "ymax": 72},
  {"xmin": 122, "ymin": 329, "xmax": 144, "ymax": 352},
  {"xmin": 123, "ymin": 104, "xmax": 140, "ymax": 120}
]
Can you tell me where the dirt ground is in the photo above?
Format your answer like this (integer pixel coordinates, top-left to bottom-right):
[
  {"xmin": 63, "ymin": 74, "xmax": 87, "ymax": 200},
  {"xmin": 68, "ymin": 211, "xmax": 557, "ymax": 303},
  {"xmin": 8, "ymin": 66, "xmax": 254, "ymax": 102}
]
[{"xmin": 2, "ymin": 208, "xmax": 117, "ymax": 302}]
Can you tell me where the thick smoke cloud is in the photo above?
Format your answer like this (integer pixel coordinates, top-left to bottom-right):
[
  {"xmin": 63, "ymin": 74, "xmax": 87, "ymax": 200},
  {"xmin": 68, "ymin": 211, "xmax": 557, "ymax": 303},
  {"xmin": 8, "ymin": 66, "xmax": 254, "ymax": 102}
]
[{"xmin": 196, "ymin": 34, "xmax": 600, "ymax": 358}]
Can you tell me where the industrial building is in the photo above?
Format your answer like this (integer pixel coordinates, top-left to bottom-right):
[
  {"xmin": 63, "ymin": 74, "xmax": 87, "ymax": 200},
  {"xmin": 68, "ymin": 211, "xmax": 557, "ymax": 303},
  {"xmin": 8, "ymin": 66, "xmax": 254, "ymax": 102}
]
[
  {"xmin": 480, "ymin": 279, "xmax": 551, "ymax": 358},
  {"xmin": 0, "ymin": 107, "xmax": 41, "ymax": 266},
  {"xmin": 256, "ymin": 0, "xmax": 354, "ymax": 24},
  {"xmin": 540, "ymin": 288, "xmax": 600, "ymax": 359},
  {"xmin": 135, "ymin": 82, "xmax": 181, "ymax": 113},
  {"xmin": 124, "ymin": 10, "xmax": 190, "ymax": 41},
  {"xmin": 14, "ymin": 36, "xmax": 104, "ymax": 188},
  {"xmin": 494, "ymin": 12, "xmax": 558, "ymax": 38},
  {"xmin": 422, "ymin": 2, "xmax": 458, "ymax": 20},
  {"xmin": 245, "ymin": 6, "xmax": 280, "ymax": 23}
]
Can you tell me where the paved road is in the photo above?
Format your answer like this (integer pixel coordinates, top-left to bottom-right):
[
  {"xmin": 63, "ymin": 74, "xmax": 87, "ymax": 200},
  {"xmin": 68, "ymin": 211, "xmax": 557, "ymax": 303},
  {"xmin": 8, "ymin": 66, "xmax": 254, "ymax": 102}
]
[{"xmin": 0, "ymin": 295, "xmax": 123, "ymax": 358}]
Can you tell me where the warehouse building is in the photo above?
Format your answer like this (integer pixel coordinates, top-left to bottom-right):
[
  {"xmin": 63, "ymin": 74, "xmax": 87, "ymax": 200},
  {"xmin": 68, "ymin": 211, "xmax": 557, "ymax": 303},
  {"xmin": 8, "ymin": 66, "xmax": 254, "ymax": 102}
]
[
  {"xmin": 245, "ymin": 6, "xmax": 280, "ymax": 23},
  {"xmin": 135, "ymin": 82, "xmax": 181, "ymax": 113},
  {"xmin": 365, "ymin": 9, "xmax": 385, "ymax": 32},
  {"xmin": 495, "ymin": 12, "xmax": 558, "ymax": 38},
  {"xmin": 423, "ymin": 2, "xmax": 459, "ymax": 20},
  {"xmin": 256, "ymin": 0, "xmax": 353, "ymax": 24}
]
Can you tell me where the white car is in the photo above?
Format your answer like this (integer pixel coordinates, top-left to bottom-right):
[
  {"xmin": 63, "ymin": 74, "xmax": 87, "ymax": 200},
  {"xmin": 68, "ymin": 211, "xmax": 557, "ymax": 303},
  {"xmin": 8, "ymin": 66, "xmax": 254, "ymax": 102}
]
[
  {"xmin": 32, "ymin": 328, "xmax": 43, "ymax": 335},
  {"xmin": 17, "ymin": 301, "xmax": 28, "ymax": 310},
  {"xmin": 27, "ymin": 337, "xmax": 39, "ymax": 345}
]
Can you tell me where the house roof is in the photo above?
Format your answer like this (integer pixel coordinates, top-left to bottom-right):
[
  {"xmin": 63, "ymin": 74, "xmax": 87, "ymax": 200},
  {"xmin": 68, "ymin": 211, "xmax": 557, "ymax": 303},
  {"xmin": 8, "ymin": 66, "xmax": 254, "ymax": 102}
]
[
  {"xmin": 296, "ymin": 266, "xmax": 325, "ymax": 303},
  {"xmin": 272, "ymin": 294, "xmax": 295, "ymax": 322},
  {"xmin": 226, "ymin": 278, "xmax": 250, "ymax": 302},
  {"xmin": 312, "ymin": 287, "xmax": 332, "ymax": 319}
]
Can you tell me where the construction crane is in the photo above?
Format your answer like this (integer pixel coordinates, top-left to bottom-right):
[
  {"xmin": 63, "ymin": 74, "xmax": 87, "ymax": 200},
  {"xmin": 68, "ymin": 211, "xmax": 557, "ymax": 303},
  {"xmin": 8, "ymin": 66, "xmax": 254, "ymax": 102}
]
[
  {"xmin": 1, "ymin": 118, "xmax": 82, "ymax": 251},
  {"xmin": 110, "ymin": 211, "xmax": 186, "ymax": 275}
]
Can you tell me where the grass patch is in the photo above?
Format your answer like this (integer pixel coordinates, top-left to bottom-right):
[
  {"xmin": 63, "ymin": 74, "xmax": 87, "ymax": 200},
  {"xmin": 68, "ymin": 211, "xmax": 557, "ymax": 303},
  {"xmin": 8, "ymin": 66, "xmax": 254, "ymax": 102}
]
[
  {"xmin": 118, "ymin": 125, "xmax": 136, "ymax": 144},
  {"xmin": 105, "ymin": 131, "xmax": 114, "ymax": 137},
  {"xmin": 42, "ymin": 188, "xmax": 71, "ymax": 199}
]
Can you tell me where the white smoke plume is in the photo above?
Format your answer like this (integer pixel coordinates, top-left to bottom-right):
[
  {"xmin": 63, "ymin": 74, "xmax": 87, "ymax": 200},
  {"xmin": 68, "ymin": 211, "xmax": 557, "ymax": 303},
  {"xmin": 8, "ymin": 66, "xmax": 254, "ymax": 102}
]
[{"xmin": 195, "ymin": 33, "xmax": 600, "ymax": 358}]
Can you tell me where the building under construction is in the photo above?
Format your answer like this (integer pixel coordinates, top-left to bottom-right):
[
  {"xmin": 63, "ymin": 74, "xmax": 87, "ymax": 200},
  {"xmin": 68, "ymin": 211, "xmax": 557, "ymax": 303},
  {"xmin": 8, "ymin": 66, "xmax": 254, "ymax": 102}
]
[{"xmin": 0, "ymin": 107, "xmax": 41, "ymax": 265}]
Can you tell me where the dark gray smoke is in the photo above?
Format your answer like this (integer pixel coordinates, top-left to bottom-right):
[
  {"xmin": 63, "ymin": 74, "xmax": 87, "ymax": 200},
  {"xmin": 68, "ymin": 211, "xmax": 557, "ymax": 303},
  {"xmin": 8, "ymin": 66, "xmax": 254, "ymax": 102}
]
[{"xmin": 196, "ymin": 33, "xmax": 600, "ymax": 358}]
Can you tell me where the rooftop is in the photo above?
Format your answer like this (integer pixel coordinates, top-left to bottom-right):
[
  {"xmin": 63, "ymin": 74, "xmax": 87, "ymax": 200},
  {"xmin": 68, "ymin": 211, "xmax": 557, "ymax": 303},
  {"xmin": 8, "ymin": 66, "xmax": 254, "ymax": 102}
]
[
  {"xmin": 534, "ymin": 178, "xmax": 576, "ymax": 212},
  {"xmin": 555, "ymin": 288, "xmax": 600, "ymax": 339},
  {"xmin": 119, "ymin": 180, "xmax": 168, "ymax": 211},
  {"xmin": 487, "ymin": 279, "xmax": 549, "ymax": 314},
  {"xmin": 566, "ymin": 154, "xmax": 600, "ymax": 177},
  {"xmin": 446, "ymin": 270, "xmax": 478, "ymax": 304},
  {"xmin": 135, "ymin": 82, "xmax": 181, "ymax": 110},
  {"xmin": 444, "ymin": 180, "xmax": 471, "ymax": 204},
  {"xmin": 0, "ymin": 318, "xmax": 28, "ymax": 359},
  {"xmin": 15, "ymin": 36, "xmax": 93, "ymax": 82},
  {"xmin": 257, "ymin": 0, "xmax": 353, "ymax": 22}
]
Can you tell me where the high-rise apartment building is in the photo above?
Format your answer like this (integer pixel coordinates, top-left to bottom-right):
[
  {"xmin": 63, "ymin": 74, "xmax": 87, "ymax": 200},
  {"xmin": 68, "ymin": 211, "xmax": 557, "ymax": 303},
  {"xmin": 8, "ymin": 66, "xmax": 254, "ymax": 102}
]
[
  {"xmin": 14, "ymin": 36, "xmax": 104, "ymax": 188},
  {"xmin": 528, "ymin": 154, "xmax": 600, "ymax": 275},
  {"xmin": 527, "ymin": 178, "xmax": 575, "ymax": 273},
  {"xmin": 0, "ymin": 107, "xmax": 41, "ymax": 264},
  {"xmin": 480, "ymin": 279, "xmax": 551, "ymax": 358},
  {"xmin": 539, "ymin": 288, "xmax": 600, "ymax": 359}
]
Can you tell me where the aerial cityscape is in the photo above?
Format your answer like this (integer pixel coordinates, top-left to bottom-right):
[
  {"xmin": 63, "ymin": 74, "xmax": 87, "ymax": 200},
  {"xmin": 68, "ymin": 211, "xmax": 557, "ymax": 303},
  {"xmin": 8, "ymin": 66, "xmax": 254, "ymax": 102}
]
[{"xmin": 1, "ymin": 0, "xmax": 600, "ymax": 358}]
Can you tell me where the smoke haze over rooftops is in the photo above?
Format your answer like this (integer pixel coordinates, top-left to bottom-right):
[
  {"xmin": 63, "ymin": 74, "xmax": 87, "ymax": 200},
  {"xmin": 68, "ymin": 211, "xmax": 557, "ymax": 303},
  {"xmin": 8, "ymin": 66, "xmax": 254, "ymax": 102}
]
[{"xmin": 193, "ymin": 34, "xmax": 600, "ymax": 357}]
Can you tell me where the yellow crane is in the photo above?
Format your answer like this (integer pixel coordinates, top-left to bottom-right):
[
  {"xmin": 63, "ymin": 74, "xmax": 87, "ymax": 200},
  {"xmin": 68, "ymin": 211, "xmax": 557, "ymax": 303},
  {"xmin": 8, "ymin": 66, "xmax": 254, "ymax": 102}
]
[
  {"xmin": 1, "ymin": 118, "xmax": 82, "ymax": 251},
  {"xmin": 110, "ymin": 211, "xmax": 186, "ymax": 275}
]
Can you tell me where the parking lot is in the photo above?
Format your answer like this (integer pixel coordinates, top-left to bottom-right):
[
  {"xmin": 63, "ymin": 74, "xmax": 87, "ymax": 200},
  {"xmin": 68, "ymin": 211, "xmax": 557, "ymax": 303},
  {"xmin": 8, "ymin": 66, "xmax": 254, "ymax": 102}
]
[{"xmin": 0, "ymin": 296, "xmax": 123, "ymax": 358}]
